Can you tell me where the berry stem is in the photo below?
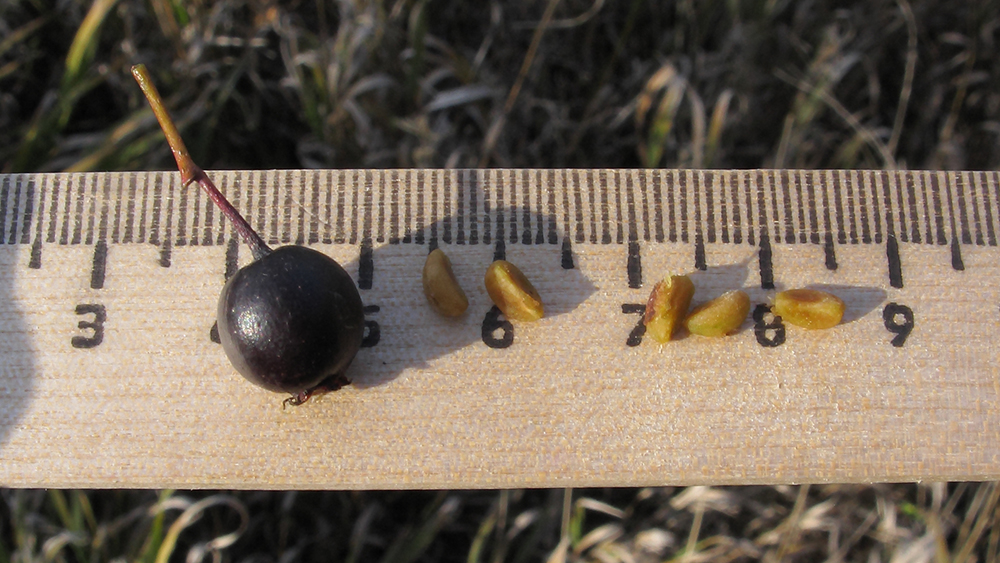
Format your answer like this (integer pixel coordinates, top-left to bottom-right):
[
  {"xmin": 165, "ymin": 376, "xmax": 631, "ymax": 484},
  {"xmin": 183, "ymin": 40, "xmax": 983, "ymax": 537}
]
[{"xmin": 132, "ymin": 64, "xmax": 271, "ymax": 260}]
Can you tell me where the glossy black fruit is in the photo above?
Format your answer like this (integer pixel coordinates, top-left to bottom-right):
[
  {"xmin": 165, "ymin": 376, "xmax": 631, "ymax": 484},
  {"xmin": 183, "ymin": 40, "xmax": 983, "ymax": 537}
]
[{"xmin": 217, "ymin": 245, "xmax": 365, "ymax": 395}]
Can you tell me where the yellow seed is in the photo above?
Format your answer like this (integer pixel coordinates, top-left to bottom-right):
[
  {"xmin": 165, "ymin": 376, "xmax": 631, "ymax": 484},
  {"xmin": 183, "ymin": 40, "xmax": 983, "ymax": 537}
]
[
  {"xmin": 422, "ymin": 248, "xmax": 468, "ymax": 317},
  {"xmin": 484, "ymin": 260, "xmax": 544, "ymax": 322},
  {"xmin": 684, "ymin": 290, "xmax": 750, "ymax": 337},
  {"xmin": 772, "ymin": 288, "xmax": 845, "ymax": 329},
  {"xmin": 643, "ymin": 275, "xmax": 695, "ymax": 343}
]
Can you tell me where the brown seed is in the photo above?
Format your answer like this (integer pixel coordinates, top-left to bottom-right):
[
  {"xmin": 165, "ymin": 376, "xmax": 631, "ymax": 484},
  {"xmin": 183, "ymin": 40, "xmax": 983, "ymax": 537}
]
[
  {"xmin": 772, "ymin": 288, "xmax": 845, "ymax": 329},
  {"xmin": 643, "ymin": 275, "xmax": 695, "ymax": 343},
  {"xmin": 484, "ymin": 260, "xmax": 544, "ymax": 322},
  {"xmin": 422, "ymin": 248, "xmax": 469, "ymax": 317},
  {"xmin": 684, "ymin": 290, "xmax": 750, "ymax": 337}
]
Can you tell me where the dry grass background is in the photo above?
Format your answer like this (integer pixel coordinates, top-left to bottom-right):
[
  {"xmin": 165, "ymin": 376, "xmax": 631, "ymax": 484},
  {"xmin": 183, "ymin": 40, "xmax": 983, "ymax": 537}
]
[{"xmin": 2, "ymin": 0, "xmax": 1000, "ymax": 561}]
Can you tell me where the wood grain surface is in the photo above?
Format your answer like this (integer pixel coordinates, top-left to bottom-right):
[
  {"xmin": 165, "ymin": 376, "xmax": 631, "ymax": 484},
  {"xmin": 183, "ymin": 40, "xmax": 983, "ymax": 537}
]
[{"xmin": 0, "ymin": 169, "xmax": 996, "ymax": 488}]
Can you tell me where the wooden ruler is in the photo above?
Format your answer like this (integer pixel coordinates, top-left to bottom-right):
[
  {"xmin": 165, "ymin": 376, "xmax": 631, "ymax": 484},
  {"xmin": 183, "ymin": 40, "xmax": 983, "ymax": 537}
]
[{"xmin": 0, "ymin": 168, "xmax": 997, "ymax": 489}]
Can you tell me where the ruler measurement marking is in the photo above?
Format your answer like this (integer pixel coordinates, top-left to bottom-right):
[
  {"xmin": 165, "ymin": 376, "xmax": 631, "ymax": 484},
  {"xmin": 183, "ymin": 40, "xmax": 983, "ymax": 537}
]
[
  {"xmin": 221, "ymin": 175, "xmax": 235, "ymax": 245},
  {"xmin": 777, "ymin": 169, "xmax": 793, "ymax": 243},
  {"xmin": 0, "ymin": 176, "xmax": 11, "ymax": 244},
  {"xmin": 932, "ymin": 172, "xmax": 949, "ymax": 245},
  {"xmin": 442, "ymin": 170, "xmax": 452, "ymax": 244},
  {"xmin": 830, "ymin": 171, "xmax": 845, "ymax": 244},
  {"xmin": 286, "ymin": 171, "xmax": 300, "ymax": 244},
  {"xmin": 321, "ymin": 170, "xmax": 332, "ymax": 245},
  {"xmin": 879, "ymin": 171, "xmax": 895, "ymax": 243},
  {"xmin": 29, "ymin": 176, "xmax": 44, "ymax": 268},
  {"xmin": 331, "ymin": 170, "xmax": 343, "ymax": 244},
  {"xmin": 508, "ymin": 169, "xmax": 518, "ymax": 247},
  {"xmin": 613, "ymin": 170, "xmax": 624, "ymax": 245},
  {"xmin": 11, "ymin": 169, "xmax": 1000, "ymax": 281},
  {"xmin": 805, "ymin": 171, "xmax": 819, "ymax": 244},
  {"xmin": 363, "ymin": 169, "xmax": 375, "ymax": 248},
  {"xmin": 559, "ymin": 171, "xmax": 573, "ymax": 268},
  {"xmin": 975, "ymin": 171, "xmax": 993, "ymax": 246},
  {"xmin": 428, "ymin": 170, "xmax": 438, "ymax": 248},
  {"xmin": 148, "ymin": 171, "xmax": 163, "ymax": 247},
  {"xmin": 389, "ymin": 170, "xmax": 399, "ymax": 244},
  {"xmin": 899, "ymin": 171, "xmax": 914, "ymax": 242},
  {"xmin": 755, "ymin": 170, "xmax": 768, "ymax": 246},
  {"xmin": 160, "ymin": 173, "xmax": 175, "ymax": 266},
  {"xmin": 742, "ymin": 171, "xmax": 754, "ymax": 246},
  {"xmin": 59, "ymin": 176, "xmax": 78, "ymax": 244},
  {"xmin": 190, "ymin": 175, "xmax": 206, "ymax": 245},
  {"xmin": 534, "ymin": 170, "xmax": 545, "ymax": 244},
  {"xmin": 662, "ymin": 171, "xmax": 675, "ymax": 243},
  {"xmin": 693, "ymin": 171, "xmax": 706, "ymax": 270},
  {"xmin": 177, "ymin": 171, "xmax": 191, "ymax": 246},
  {"xmin": 83, "ymin": 174, "xmax": 96, "ymax": 246},
  {"xmin": 376, "ymin": 169, "xmax": 386, "ymax": 244},
  {"xmin": 845, "ymin": 170, "xmax": 859, "ymax": 243},
  {"xmin": 955, "ymin": 172, "xmax": 973, "ymax": 245},
  {"xmin": 648, "ymin": 170, "xmax": 662, "ymax": 243},
  {"xmin": 767, "ymin": 169, "xmax": 783, "ymax": 243},
  {"xmin": 866, "ymin": 169, "xmax": 883, "ymax": 244},
  {"xmin": 469, "ymin": 170, "xmax": 479, "ymax": 245},
  {"xmin": 919, "ymin": 171, "xmax": 934, "ymax": 245},
  {"xmin": 545, "ymin": 169, "xmax": 557, "ymax": 244},
  {"xmin": 944, "ymin": 173, "xmax": 965, "ymax": 270},
  {"xmin": 89, "ymin": 175, "xmax": 112, "ymax": 289},
  {"xmin": 718, "ymin": 172, "xmax": 731, "ymax": 244},
  {"xmin": 965, "ymin": 171, "xmax": 984, "ymax": 246},
  {"xmin": 525, "ymin": 170, "xmax": 534, "ymax": 244},
  {"xmin": 411, "ymin": 169, "xmax": 422, "ymax": 245},
  {"xmin": 456, "ymin": 170, "xmax": 466, "ymax": 245},
  {"xmin": 203, "ymin": 175, "xmax": 216, "ymax": 245},
  {"xmin": 496, "ymin": 169, "xmax": 508, "ymax": 245},
  {"xmin": 266, "ymin": 170, "xmax": 279, "ymax": 244},
  {"xmin": 136, "ymin": 173, "xmax": 150, "ymax": 245},
  {"xmin": 587, "ymin": 169, "xmax": 598, "ymax": 244},
  {"xmin": 56, "ymin": 173, "xmax": 70, "ymax": 244},
  {"xmin": 625, "ymin": 171, "xmax": 638, "ymax": 244},
  {"xmin": 479, "ymin": 170, "xmax": 490, "ymax": 245},
  {"xmin": 789, "ymin": 170, "xmax": 805, "ymax": 244},
  {"xmin": 44, "ymin": 175, "xmax": 58, "ymax": 244},
  {"xmin": 638, "ymin": 171, "xmax": 651, "ymax": 243},
  {"xmin": 981, "ymin": 172, "xmax": 1000, "ymax": 246},
  {"xmin": 18, "ymin": 177, "xmax": 32, "ymax": 245},
  {"xmin": 729, "ymin": 170, "xmax": 742, "ymax": 244},
  {"xmin": 856, "ymin": 170, "xmax": 872, "ymax": 243},
  {"xmin": 306, "ymin": 171, "xmax": 319, "ymax": 244},
  {"xmin": 678, "ymin": 170, "xmax": 689, "ymax": 243},
  {"xmin": 503, "ymin": 169, "xmax": 513, "ymax": 244},
  {"xmin": 11, "ymin": 176, "xmax": 24, "ymax": 245},
  {"xmin": 413, "ymin": 169, "xmax": 424, "ymax": 245},
  {"xmin": 705, "ymin": 171, "xmax": 717, "ymax": 244}
]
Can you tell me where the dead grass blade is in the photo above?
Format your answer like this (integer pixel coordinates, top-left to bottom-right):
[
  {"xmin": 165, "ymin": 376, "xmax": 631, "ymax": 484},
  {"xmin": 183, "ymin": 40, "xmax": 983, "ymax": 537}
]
[{"xmin": 479, "ymin": 0, "xmax": 562, "ymax": 166}]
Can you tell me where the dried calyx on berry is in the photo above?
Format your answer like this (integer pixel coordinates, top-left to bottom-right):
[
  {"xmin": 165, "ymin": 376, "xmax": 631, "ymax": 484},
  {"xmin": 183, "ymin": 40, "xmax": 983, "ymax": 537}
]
[{"xmin": 132, "ymin": 65, "xmax": 364, "ymax": 406}]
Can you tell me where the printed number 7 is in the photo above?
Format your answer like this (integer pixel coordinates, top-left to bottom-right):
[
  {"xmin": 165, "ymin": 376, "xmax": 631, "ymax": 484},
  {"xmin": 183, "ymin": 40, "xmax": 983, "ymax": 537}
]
[{"xmin": 621, "ymin": 304, "xmax": 646, "ymax": 346}]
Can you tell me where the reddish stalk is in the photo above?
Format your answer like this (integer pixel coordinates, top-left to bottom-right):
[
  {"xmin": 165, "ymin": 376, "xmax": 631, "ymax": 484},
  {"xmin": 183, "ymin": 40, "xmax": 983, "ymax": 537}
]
[{"xmin": 131, "ymin": 64, "xmax": 271, "ymax": 260}]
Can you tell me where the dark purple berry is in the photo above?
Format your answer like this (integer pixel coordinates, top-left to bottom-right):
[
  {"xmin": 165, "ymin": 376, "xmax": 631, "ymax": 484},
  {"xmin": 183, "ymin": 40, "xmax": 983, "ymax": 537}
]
[
  {"xmin": 217, "ymin": 245, "xmax": 364, "ymax": 395},
  {"xmin": 133, "ymin": 64, "xmax": 364, "ymax": 404}
]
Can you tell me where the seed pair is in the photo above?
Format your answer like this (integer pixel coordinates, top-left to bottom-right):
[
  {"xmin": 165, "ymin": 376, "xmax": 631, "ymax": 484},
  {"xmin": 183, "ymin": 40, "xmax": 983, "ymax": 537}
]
[
  {"xmin": 423, "ymin": 250, "xmax": 544, "ymax": 322},
  {"xmin": 643, "ymin": 276, "xmax": 750, "ymax": 342},
  {"xmin": 643, "ymin": 276, "xmax": 844, "ymax": 343}
]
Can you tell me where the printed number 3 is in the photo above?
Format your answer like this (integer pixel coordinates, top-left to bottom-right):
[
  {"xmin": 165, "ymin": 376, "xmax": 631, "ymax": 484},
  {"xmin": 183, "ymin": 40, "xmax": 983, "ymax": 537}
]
[{"xmin": 73, "ymin": 304, "xmax": 106, "ymax": 349}]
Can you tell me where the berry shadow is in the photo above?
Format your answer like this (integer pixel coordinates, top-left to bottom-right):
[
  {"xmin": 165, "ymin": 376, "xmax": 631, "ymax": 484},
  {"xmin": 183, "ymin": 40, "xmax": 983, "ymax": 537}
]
[{"xmin": 340, "ymin": 209, "xmax": 596, "ymax": 390}]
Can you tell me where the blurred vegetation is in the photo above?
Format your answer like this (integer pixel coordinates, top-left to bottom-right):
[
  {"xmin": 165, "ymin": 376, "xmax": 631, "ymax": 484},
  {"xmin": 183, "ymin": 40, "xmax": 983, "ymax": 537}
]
[
  {"xmin": 1, "ymin": 0, "xmax": 1000, "ymax": 561},
  {"xmin": 2, "ymin": 0, "xmax": 999, "ymax": 174}
]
